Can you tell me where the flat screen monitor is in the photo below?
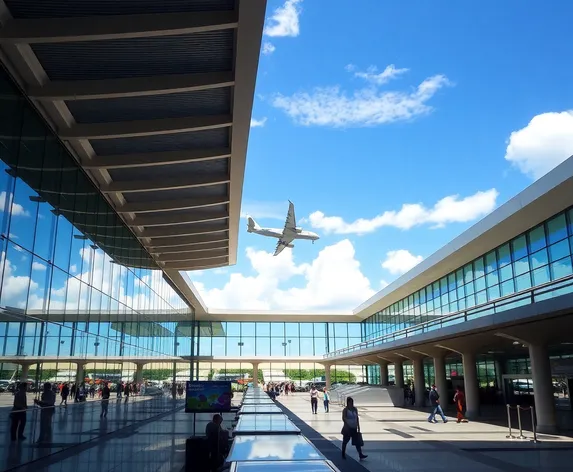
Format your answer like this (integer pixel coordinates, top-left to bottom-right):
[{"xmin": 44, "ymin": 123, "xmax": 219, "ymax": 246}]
[{"xmin": 185, "ymin": 381, "xmax": 232, "ymax": 413}]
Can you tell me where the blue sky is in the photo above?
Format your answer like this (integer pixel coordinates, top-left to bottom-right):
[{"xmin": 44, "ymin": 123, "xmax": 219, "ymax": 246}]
[{"xmin": 191, "ymin": 0, "xmax": 573, "ymax": 311}]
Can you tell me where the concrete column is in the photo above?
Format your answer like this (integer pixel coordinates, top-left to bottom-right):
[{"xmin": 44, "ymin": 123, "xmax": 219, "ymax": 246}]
[
  {"xmin": 413, "ymin": 358, "xmax": 426, "ymax": 408},
  {"xmin": 379, "ymin": 362, "xmax": 389, "ymax": 387},
  {"xmin": 394, "ymin": 361, "xmax": 404, "ymax": 388},
  {"xmin": 135, "ymin": 364, "xmax": 145, "ymax": 384},
  {"xmin": 433, "ymin": 355, "xmax": 448, "ymax": 408},
  {"xmin": 324, "ymin": 365, "xmax": 332, "ymax": 390},
  {"xmin": 252, "ymin": 362, "xmax": 259, "ymax": 384},
  {"xmin": 75, "ymin": 363, "xmax": 86, "ymax": 387},
  {"xmin": 20, "ymin": 364, "xmax": 30, "ymax": 382},
  {"xmin": 462, "ymin": 352, "xmax": 480, "ymax": 419},
  {"xmin": 529, "ymin": 343, "xmax": 557, "ymax": 434}
]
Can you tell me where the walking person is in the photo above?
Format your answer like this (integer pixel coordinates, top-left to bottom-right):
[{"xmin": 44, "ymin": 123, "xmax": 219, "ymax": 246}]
[
  {"xmin": 309, "ymin": 385, "xmax": 318, "ymax": 414},
  {"xmin": 10, "ymin": 382, "xmax": 28, "ymax": 441},
  {"xmin": 60, "ymin": 383, "xmax": 69, "ymax": 407},
  {"xmin": 341, "ymin": 397, "xmax": 367, "ymax": 460},
  {"xmin": 454, "ymin": 386, "xmax": 468, "ymax": 423},
  {"xmin": 428, "ymin": 385, "xmax": 448, "ymax": 423},
  {"xmin": 323, "ymin": 388, "xmax": 330, "ymax": 413},
  {"xmin": 100, "ymin": 382, "xmax": 110, "ymax": 418},
  {"xmin": 34, "ymin": 382, "xmax": 56, "ymax": 444}
]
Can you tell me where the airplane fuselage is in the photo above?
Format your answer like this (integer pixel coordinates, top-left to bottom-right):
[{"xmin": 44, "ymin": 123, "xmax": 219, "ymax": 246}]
[{"xmin": 249, "ymin": 227, "xmax": 320, "ymax": 241}]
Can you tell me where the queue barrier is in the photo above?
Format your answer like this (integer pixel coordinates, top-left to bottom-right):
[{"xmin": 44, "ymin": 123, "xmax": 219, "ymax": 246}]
[{"xmin": 506, "ymin": 404, "xmax": 538, "ymax": 443}]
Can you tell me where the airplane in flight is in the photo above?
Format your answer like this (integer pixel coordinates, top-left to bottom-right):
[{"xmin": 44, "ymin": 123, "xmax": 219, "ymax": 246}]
[{"xmin": 246, "ymin": 201, "xmax": 320, "ymax": 256}]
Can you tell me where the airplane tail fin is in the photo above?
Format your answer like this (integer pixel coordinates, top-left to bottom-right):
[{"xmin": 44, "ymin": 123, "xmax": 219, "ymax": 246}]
[{"xmin": 247, "ymin": 216, "xmax": 260, "ymax": 232}]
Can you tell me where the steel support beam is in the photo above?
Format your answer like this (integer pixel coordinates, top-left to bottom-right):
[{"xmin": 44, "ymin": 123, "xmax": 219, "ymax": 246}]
[
  {"xmin": 142, "ymin": 222, "xmax": 228, "ymax": 239},
  {"xmin": 117, "ymin": 195, "xmax": 229, "ymax": 214},
  {"xmin": 0, "ymin": 11, "xmax": 238, "ymax": 43},
  {"xmin": 157, "ymin": 248, "xmax": 228, "ymax": 262},
  {"xmin": 83, "ymin": 148, "xmax": 230, "ymax": 169},
  {"xmin": 101, "ymin": 173, "xmax": 230, "ymax": 193},
  {"xmin": 28, "ymin": 71, "xmax": 234, "ymax": 101},
  {"xmin": 129, "ymin": 209, "xmax": 228, "ymax": 227},
  {"xmin": 60, "ymin": 115, "xmax": 232, "ymax": 140},
  {"xmin": 151, "ymin": 241, "xmax": 228, "ymax": 255},
  {"xmin": 148, "ymin": 233, "xmax": 229, "ymax": 249},
  {"xmin": 162, "ymin": 257, "xmax": 229, "ymax": 270}
]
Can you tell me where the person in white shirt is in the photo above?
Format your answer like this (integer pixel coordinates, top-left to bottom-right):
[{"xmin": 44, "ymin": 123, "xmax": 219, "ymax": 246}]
[{"xmin": 310, "ymin": 385, "xmax": 318, "ymax": 414}]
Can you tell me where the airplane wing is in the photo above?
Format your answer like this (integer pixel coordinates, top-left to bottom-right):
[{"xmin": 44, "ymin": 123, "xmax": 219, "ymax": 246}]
[{"xmin": 274, "ymin": 201, "xmax": 297, "ymax": 256}]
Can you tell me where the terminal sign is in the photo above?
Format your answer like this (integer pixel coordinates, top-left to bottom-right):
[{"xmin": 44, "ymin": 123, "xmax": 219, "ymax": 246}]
[{"xmin": 185, "ymin": 381, "xmax": 232, "ymax": 413}]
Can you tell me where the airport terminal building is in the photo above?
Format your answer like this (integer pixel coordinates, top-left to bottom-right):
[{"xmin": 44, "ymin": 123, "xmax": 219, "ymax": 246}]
[{"xmin": 0, "ymin": 0, "xmax": 573, "ymax": 468}]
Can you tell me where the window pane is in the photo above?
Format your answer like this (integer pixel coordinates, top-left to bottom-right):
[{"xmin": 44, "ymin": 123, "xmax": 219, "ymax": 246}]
[
  {"xmin": 487, "ymin": 285, "xmax": 500, "ymax": 301},
  {"xmin": 501, "ymin": 279, "xmax": 515, "ymax": 296},
  {"xmin": 547, "ymin": 214, "xmax": 567, "ymax": 244},
  {"xmin": 549, "ymin": 239, "xmax": 570, "ymax": 263},
  {"xmin": 528, "ymin": 225, "xmax": 546, "ymax": 253},
  {"xmin": 485, "ymin": 251, "xmax": 497, "ymax": 273},
  {"xmin": 515, "ymin": 273, "xmax": 532, "ymax": 291},
  {"xmin": 550, "ymin": 257, "xmax": 572, "ymax": 280},
  {"xmin": 498, "ymin": 243, "xmax": 511, "ymax": 267},
  {"xmin": 486, "ymin": 270, "xmax": 499, "ymax": 287},
  {"xmin": 499, "ymin": 264, "xmax": 513, "ymax": 282},
  {"xmin": 514, "ymin": 257, "xmax": 530, "ymax": 276},
  {"xmin": 474, "ymin": 257, "xmax": 485, "ymax": 278},
  {"xmin": 474, "ymin": 276, "xmax": 486, "ymax": 292},
  {"xmin": 512, "ymin": 235, "xmax": 528, "ymax": 261},
  {"xmin": 532, "ymin": 266, "xmax": 550, "ymax": 286},
  {"xmin": 463, "ymin": 263, "xmax": 474, "ymax": 283},
  {"xmin": 530, "ymin": 248, "xmax": 548, "ymax": 270}
]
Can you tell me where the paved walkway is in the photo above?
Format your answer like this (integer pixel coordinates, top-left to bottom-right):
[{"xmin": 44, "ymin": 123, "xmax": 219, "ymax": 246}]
[{"xmin": 277, "ymin": 393, "xmax": 573, "ymax": 472}]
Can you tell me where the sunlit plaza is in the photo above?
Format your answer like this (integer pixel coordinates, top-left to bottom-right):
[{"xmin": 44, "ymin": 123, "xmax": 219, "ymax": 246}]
[{"xmin": 0, "ymin": 1, "xmax": 573, "ymax": 471}]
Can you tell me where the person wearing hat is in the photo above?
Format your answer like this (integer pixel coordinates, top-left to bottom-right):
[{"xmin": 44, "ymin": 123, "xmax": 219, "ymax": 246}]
[{"xmin": 428, "ymin": 385, "xmax": 448, "ymax": 423}]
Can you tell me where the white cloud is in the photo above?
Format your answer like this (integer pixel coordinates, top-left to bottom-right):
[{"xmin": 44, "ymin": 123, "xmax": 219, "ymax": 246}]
[
  {"xmin": 195, "ymin": 239, "xmax": 374, "ymax": 310},
  {"xmin": 352, "ymin": 64, "xmax": 410, "ymax": 85},
  {"xmin": 380, "ymin": 279, "xmax": 389, "ymax": 290},
  {"xmin": 0, "ymin": 252, "xmax": 38, "ymax": 303},
  {"xmin": 241, "ymin": 200, "xmax": 288, "ymax": 220},
  {"xmin": 309, "ymin": 189, "xmax": 498, "ymax": 235},
  {"xmin": 264, "ymin": 0, "xmax": 303, "ymax": 37},
  {"xmin": 32, "ymin": 261, "xmax": 46, "ymax": 271},
  {"xmin": 504, "ymin": 111, "xmax": 573, "ymax": 180},
  {"xmin": 70, "ymin": 264, "xmax": 78, "ymax": 274},
  {"xmin": 381, "ymin": 250, "xmax": 423, "ymax": 275},
  {"xmin": 262, "ymin": 42, "xmax": 276, "ymax": 55},
  {"xmin": 0, "ymin": 192, "xmax": 29, "ymax": 216},
  {"xmin": 250, "ymin": 117, "xmax": 268, "ymax": 128},
  {"xmin": 272, "ymin": 69, "xmax": 451, "ymax": 127},
  {"xmin": 12, "ymin": 245, "xmax": 24, "ymax": 253}
]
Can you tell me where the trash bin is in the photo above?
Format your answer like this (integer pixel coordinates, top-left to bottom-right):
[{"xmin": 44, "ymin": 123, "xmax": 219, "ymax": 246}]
[{"xmin": 185, "ymin": 436, "xmax": 209, "ymax": 472}]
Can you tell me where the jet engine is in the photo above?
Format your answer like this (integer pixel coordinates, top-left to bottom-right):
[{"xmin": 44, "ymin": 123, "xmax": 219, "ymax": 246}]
[
  {"xmin": 286, "ymin": 243, "xmax": 294, "ymax": 248},
  {"xmin": 295, "ymin": 227, "xmax": 303, "ymax": 233}
]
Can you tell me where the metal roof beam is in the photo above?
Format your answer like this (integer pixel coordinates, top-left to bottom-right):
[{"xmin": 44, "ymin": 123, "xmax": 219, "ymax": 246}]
[
  {"xmin": 61, "ymin": 115, "xmax": 232, "ymax": 140},
  {"xmin": 28, "ymin": 71, "xmax": 234, "ymax": 101},
  {"xmin": 156, "ymin": 248, "xmax": 228, "ymax": 262},
  {"xmin": 148, "ymin": 233, "xmax": 228, "ymax": 249},
  {"xmin": 162, "ymin": 257, "xmax": 229, "ymax": 270},
  {"xmin": 0, "ymin": 11, "xmax": 238, "ymax": 44},
  {"xmin": 151, "ymin": 241, "xmax": 228, "ymax": 255},
  {"xmin": 141, "ymin": 222, "xmax": 228, "ymax": 239},
  {"xmin": 129, "ymin": 209, "xmax": 228, "ymax": 227},
  {"xmin": 101, "ymin": 173, "xmax": 229, "ymax": 193},
  {"xmin": 117, "ymin": 195, "xmax": 229, "ymax": 214},
  {"xmin": 83, "ymin": 147, "xmax": 230, "ymax": 170}
]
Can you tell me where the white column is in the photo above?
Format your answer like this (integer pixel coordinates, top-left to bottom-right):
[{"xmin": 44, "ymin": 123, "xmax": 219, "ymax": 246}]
[
  {"xmin": 75, "ymin": 363, "xmax": 86, "ymax": 387},
  {"xmin": 462, "ymin": 352, "xmax": 480, "ymax": 419},
  {"xmin": 20, "ymin": 364, "xmax": 30, "ymax": 381},
  {"xmin": 324, "ymin": 365, "xmax": 332, "ymax": 390},
  {"xmin": 252, "ymin": 362, "xmax": 259, "ymax": 384},
  {"xmin": 135, "ymin": 364, "xmax": 145, "ymax": 384},
  {"xmin": 433, "ymin": 355, "xmax": 448, "ymax": 409},
  {"xmin": 394, "ymin": 361, "xmax": 404, "ymax": 388},
  {"xmin": 529, "ymin": 343, "xmax": 557, "ymax": 434},
  {"xmin": 379, "ymin": 362, "xmax": 389, "ymax": 387},
  {"xmin": 413, "ymin": 358, "xmax": 426, "ymax": 407}
]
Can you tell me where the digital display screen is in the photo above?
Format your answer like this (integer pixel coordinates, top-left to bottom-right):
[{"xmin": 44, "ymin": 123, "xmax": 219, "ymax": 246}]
[{"xmin": 185, "ymin": 381, "xmax": 232, "ymax": 413}]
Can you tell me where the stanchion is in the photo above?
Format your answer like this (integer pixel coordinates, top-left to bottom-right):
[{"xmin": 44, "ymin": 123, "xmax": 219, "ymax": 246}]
[
  {"xmin": 517, "ymin": 405, "xmax": 526, "ymax": 439},
  {"xmin": 530, "ymin": 406, "xmax": 538, "ymax": 443},
  {"xmin": 505, "ymin": 404, "xmax": 516, "ymax": 439}
]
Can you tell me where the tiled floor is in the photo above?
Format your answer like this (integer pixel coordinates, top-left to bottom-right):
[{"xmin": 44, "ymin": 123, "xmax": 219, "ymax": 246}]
[
  {"xmin": 277, "ymin": 393, "xmax": 573, "ymax": 472},
  {"xmin": 0, "ymin": 393, "xmax": 196, "ymax": 472}
]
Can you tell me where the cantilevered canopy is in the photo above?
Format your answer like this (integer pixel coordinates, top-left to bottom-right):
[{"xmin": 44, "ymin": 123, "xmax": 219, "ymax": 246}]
[{"xmin": 0, "ymin": 0, "xmax": 266, "ymax": 272}]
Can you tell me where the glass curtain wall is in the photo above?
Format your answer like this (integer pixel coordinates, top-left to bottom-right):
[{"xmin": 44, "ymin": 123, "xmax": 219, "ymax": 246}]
[
  {"xmin": 363, "ymin": 209, "xmax": 573, "ymax": 341},
  {"xmin": 0, "ymin": 66, "xmax": 192, "ymax": 381}
]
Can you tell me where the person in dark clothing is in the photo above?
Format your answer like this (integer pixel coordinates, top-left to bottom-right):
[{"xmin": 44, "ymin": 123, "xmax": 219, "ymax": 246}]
[
  {"xmin": 60, "ymin": 383, "xmax": 70, "ymax": 406},
  {"xmin": 341, "ymin": 397, "xmax": 367, "ymax": 460},
  {"xmin": 100, "ymin": 383, "xmax": 111, "ymax": 418},
  {"xmin": 205, "ymin": 414, "xmax": 229, "ymax": 470},
  {"xmin": 10, "ymin": 382, "xmax": 28, "ymax": 441},
  {"xmin": 428, "ymin": 385, "xmax": 448, "ymax": 423}
]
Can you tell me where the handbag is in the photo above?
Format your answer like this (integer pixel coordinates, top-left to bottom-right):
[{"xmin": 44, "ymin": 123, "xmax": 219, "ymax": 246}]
[{"xmin": 351, "ymin": 431, "xmax": 364, "ymax": 447}]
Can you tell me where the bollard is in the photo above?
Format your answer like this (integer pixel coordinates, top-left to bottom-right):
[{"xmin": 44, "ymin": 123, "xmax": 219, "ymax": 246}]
[
  {"xmin": 505, "ymin": 404, "xmax": 516, "ymax": 439},
  {"xmin": 530, "ymin": 406, "xmax": 538, "ymax": 443},
  {"xmin": 517, "ymin": 406, "xmax": 526, "ymax": 439}
]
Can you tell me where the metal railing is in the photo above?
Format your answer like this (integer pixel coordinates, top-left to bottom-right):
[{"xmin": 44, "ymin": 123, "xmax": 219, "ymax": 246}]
[
  {"xmin": 506, "ymin": 404, "xmax": 538, "ymax": 442},
  {"xmin": 324, "ymin": 274, "xmax": 573, "ymax": 359}
]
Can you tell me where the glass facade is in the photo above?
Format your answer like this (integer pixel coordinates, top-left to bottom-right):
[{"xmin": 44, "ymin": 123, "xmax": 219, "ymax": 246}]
[{"xmin": 362, "ymin": 208, "xmax": 573, "ymax": 341}]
